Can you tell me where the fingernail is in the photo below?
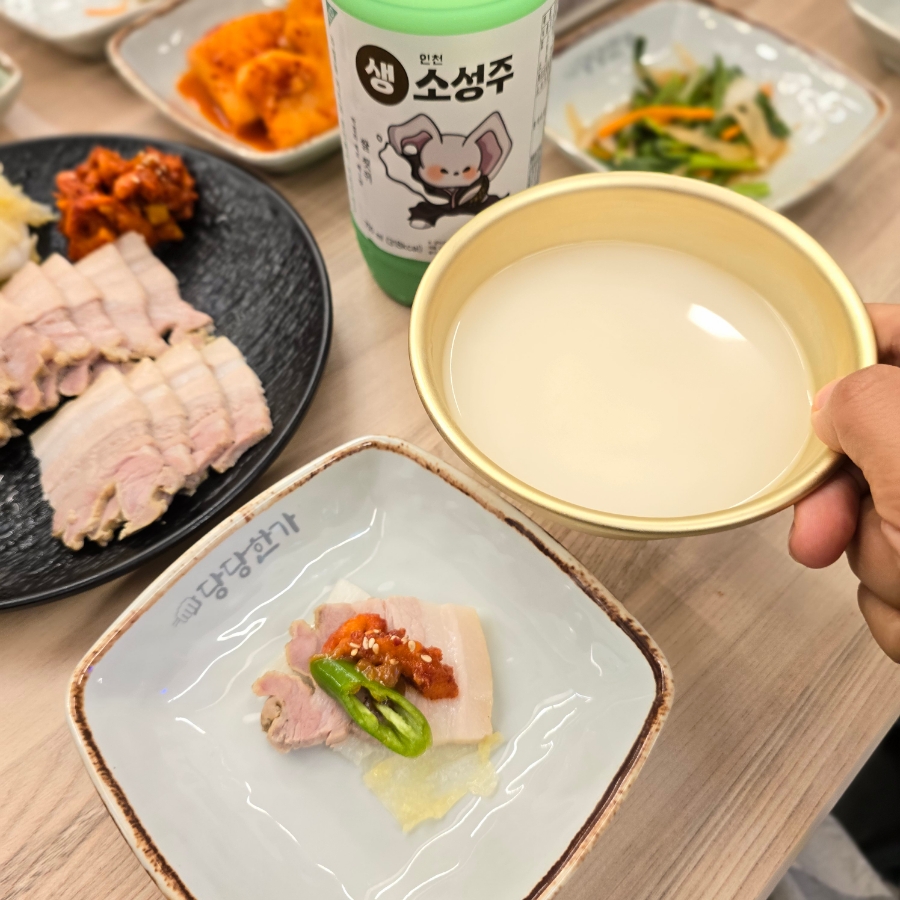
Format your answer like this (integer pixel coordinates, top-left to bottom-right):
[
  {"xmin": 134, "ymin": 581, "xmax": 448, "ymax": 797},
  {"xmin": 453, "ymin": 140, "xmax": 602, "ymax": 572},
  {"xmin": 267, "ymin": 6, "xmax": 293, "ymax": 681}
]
[{"xmin": 813, "ymin": 379, "xmax": 839, "ymax": 412}]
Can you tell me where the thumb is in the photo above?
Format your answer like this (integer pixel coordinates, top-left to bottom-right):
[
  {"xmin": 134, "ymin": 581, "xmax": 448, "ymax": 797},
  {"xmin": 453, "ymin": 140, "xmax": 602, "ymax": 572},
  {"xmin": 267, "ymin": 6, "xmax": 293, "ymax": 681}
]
[{"xmin": 812, "ymin": 365, "xmax": 900, "ymax": 529}]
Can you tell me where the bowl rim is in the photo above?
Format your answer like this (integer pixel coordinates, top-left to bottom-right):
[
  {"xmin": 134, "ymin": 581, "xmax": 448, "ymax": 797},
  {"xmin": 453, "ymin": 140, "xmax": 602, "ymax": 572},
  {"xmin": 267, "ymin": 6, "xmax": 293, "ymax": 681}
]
[
  {"xmin": 409, "ymin": 171, "xmax": 878, "ymax": 539},
  {"xmin": 106, "ymin": 0, "xmax": 341, "ymax": 167}
]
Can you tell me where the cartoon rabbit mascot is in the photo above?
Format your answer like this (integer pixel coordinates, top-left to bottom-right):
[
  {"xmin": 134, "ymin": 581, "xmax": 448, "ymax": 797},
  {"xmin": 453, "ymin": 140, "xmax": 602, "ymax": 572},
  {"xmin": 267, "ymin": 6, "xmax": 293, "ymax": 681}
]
[{"xmin": 379, "ymin": 112, "xmax": 513, "ymax": 229}]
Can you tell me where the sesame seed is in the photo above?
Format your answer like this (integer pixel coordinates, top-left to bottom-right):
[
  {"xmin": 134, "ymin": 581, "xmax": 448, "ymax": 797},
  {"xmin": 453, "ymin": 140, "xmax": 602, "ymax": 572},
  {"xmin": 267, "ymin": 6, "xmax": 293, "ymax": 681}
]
[
  {"xmin": 349, "ymin": 642, "xmax": 359, "ymax": 649},
  {"xmin": 350, "ymin": 649, "xmax": 358, "ymax": 657},
  {"xmin": 373, "ymin": 643, "xmax": 380, "ymax": 654},
  {"xmin": 421, "ymin": 654, "xmax": 432, "ymax": 663},
  {"xmin": 389, "ymin": 658, "xmax": 397, "ymax": 665},
  {"xmin": 408, "ymin": 640, "xmax": 416, "ymax": 651}
]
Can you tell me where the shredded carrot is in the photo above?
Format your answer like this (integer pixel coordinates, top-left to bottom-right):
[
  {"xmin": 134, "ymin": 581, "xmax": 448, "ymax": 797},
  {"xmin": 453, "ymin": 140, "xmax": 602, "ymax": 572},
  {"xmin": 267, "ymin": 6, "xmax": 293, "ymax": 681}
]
[
  {"xmin": 720, "ymin": 123, "xmax": 741, "ymax": 141},
  {"xmin": 85, "ymin": 0, "xmax": 127, "ymax": 14},
  {"xmin": 596, "ymin": 106, "xmax": 716, "ymax": 139},
  {"xmin": 760, "ymin": 82, "xmax": 774, "ymax": 97}
]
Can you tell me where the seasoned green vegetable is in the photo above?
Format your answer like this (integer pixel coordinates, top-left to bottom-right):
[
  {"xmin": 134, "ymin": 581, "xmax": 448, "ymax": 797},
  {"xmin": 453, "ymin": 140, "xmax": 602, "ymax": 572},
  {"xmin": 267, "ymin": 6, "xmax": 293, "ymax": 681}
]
[
  {"xmin": 568, "ymin": 37, "xmax": 792, "ymax": 201},
  {"xmin": 309, "ymin": 656, "xmax": 432, "ymax": 758}
]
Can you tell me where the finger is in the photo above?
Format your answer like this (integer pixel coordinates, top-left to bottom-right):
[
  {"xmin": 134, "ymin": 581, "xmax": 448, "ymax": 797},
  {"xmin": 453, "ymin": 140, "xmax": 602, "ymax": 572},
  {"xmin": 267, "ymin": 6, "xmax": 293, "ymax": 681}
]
[
  {"xmin": 811, "ymin": 364, "xmax": 900, "ymax": 529},
  {"xmin": 846, "ymin": 496, "xmax": 900, "ymax": 606},
  {"xmin": 858, "ymin": 585, "xmax": 900, "ymax": 663},
  {"xmin": 789, "ymin": 470, "xmax": 862, "ymax": 568},
  {"xmin": 866, "ymin": 304, "xmax": 900, "ymax": 366}
]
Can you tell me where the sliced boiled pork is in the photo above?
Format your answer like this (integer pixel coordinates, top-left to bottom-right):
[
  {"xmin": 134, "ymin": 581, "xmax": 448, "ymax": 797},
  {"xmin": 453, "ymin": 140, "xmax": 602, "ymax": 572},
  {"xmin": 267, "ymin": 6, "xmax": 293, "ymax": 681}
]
[
  {"xmin": 31, "ymin": 367, "xmax": 181, "ymax": 549},
  {"xmin": 115, "ymin": 232, "xmax": 212, "ymax": 342},
  {"xmin": 156, "ymin": 341, "xmax": 233, "ymax": 477},
  {"xmin": 2, "ymin": 262, "xmax": 93, "ymax": 372},
  {"xmin": 127, "ymin": 359, "xmax": 196, "ymax": 493},
  {"xmin": 252, "ymin": 670, "xmax": 351, "ymax": 751},
  {"xmin": 286, "ymin": 581, "xmax": 494, "ymax": 746},
  {"xmin": 0, "ymin": 296, "xmax": 55, "ymax": 418},
  {"xmin": 42, "ymin": 253, "xmax": 129, "ymax": 396},
  {"xmin": 201, "ymin": 337, "xmax": 272, "ymax": 472},
  {"xmin": 42, "ymin": 253, "xmax": 129, "ymax": 360},
  {"xmin": 75, "ymin": 243, "xmax": 168, "ymax": 359}
]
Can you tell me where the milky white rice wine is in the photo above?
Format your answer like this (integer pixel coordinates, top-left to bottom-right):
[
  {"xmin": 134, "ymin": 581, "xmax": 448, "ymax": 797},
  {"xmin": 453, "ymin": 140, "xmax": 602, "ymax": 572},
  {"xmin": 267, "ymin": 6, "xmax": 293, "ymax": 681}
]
[{"xmin": 444, "ymin": 241, "xmax": 813, "ymax": 518}]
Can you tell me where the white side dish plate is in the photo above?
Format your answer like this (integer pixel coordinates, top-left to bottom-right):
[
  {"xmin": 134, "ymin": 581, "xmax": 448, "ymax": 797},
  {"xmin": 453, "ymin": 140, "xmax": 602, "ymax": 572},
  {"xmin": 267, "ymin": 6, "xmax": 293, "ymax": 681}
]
[
  {"xmin": 849, "ymin": 0, "xmax": 900, "ymax": 74},
  {"xmin": 0, "ymin": 0, "xmax": 160, "ymax": 56},
  {"xmin": 108, "ymin": 0, "xmax": 341, "ymax": 173},
  {"xmin": 68, "ymin": 436, "xmax": 672, "ymax": 900},
  {"xmin": 546, "ymin": 0, "xmax": 890, "ymax": 211}
]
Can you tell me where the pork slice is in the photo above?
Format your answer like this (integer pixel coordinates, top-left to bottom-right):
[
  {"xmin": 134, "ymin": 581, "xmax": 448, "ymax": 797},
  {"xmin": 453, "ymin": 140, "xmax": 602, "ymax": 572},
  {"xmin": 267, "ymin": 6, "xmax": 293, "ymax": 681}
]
[
  {"xmin": 75, "ymin": 244, "xmax": 168, "ymax": 359},
  {"xmin": 127, "ymin": 359, "xmax": 195, "ymax": 492},
  {"xmin": 2, "ymin": 262, "xmax": 92, "ymax": 368},
  {"xmin": 57, "ymin": 359, "xmax": 93, "ymax": 397},
  {"xmin": 115, "ymin": 232, "xmax": 212, "ymax": 341},
  {"xmin": 285, "ymin": 620, "xmax": 319, "ymax": 676},
  {"xmin": 31, "ymin": 367, "xmax": 181, "ymax": 549},
  {"xmin": 156, "ymin": 341, "xmax": 233, "ymax": 476},
  {"xmin": 40, "ymin": 362, "xmax": 60, "ymax": 411},
  {"xmin": 310, "ymin": 585, "xmax": 493, "ymax": 746},
  {"xmin": 383, "ymin": 597, "xmax": 493, "ymax": 746},
  {"xmin": 42, "ymin": 254, "xmax": 129, "ymax": 364},
  {"xmin": 253, "ymin": 670, "xmax": 350, "ymax": 751},
  {"xmin": 0, "ymin": 297, "xmax": 55, "ymax": 418},
  {"xmin": 201, "ymin": 337, "xmax": 272, "ymax": 472}
]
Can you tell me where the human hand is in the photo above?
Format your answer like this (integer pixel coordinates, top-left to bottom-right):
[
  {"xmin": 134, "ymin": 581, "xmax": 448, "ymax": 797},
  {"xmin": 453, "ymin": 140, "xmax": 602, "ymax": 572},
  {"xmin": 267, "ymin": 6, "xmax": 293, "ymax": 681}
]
[{"xmin": 789, "ymin": 304, "xmax": 900, "ymax": 662}]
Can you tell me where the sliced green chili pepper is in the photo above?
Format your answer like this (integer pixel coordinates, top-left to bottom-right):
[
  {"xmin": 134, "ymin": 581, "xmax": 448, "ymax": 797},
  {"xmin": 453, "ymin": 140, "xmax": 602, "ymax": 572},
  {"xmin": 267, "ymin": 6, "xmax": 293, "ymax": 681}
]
[{"xmin": 309, "ymin": 656, "xmax": 432, "ymax": 758}]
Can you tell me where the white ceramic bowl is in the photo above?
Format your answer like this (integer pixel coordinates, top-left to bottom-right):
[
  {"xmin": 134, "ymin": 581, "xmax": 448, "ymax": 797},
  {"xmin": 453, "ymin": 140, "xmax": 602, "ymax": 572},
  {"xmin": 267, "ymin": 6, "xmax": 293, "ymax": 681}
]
[
  {"xmin": 849, "ymin": 0, "xmax": 900, "ymax": 74},
  {"xmin": 68, "ymin": 436, "xmax": 671, "ymax": 900},
  {"xmin": 0, "ymin": 0, "xmax": 161, "ymax": 57},
  {"xmin": 108, "ymin": 0, "xmax": 341, "ymax": 173},
  {"xmin": 545, "ymin": 0, "xmax": 890, "ymax": 211},
  {"xmin": 0, "ymin": 50, "xmax": 22, "ymax": 121}
]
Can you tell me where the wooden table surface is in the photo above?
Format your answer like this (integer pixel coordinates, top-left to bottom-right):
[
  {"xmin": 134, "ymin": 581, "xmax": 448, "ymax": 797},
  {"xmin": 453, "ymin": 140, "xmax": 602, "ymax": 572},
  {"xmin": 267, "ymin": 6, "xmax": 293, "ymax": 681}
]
[{"xmin": 3, "ymin": 1, "xmax": 900, "ymax": 898}]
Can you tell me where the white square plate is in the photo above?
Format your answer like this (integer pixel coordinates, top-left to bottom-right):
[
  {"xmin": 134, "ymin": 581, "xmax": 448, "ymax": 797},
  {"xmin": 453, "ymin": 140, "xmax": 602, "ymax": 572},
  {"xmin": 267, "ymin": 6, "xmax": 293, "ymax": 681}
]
[
  {"xmin": 68, "ymin": 437, "xmax": 672, "ymax": 900},
  {"xmin": 0, "ymin": 0, "xmax": 161, "ymax": 57},
  {"xmin": 108, "ymin": 0, "xmax": 341, "ymax": 173},
  {"xmin": 546, "ymin": 0, "xmax": 891, "ymax": 210}
]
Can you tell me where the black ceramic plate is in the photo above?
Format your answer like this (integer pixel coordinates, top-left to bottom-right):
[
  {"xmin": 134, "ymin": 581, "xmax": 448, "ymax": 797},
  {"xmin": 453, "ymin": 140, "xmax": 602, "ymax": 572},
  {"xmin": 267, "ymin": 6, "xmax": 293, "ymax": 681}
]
[{"xmin": 0, "ymin": 135, "xmax": 331, "ymax": 609}]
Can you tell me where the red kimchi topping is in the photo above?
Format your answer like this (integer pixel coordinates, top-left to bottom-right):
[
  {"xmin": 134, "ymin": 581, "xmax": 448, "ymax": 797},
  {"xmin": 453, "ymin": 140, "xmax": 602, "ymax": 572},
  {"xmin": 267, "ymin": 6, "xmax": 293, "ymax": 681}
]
[{"xmin": 322, "ymin": 613, "xmax": 458, "ymax": 701}]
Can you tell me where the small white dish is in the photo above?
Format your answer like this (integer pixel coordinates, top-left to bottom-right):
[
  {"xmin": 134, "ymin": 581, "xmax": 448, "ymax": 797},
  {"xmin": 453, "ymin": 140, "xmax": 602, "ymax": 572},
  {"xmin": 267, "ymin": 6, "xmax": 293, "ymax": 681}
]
[
  {"xmin": 0, "ymin": 50, "xmax": 22, "ymax": 121},
  {"xmin": 68, "ymin": 436, "xmax": 672, "ymax": 900},
  {"xmin": 108, "ymin": 0, "xmax": 341, "ymax": 173},
  {"xmin": 0, "ymin": 0, "xmax": 160, "ymax": 57},
  {"xmin": 545, "ymin": 0, "xmax": 890, "ymax": 211},
  {"xmin": 849, "ymin": 0, "xmax": 900, "ymax": 74}
]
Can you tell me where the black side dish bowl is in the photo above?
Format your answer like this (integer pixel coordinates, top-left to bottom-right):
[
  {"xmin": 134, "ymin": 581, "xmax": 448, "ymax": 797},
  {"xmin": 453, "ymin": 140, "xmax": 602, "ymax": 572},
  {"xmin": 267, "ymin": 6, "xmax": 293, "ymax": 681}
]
[{"xmin": 0, "ymin": 135, "xmax": 332, "ymax": 609}]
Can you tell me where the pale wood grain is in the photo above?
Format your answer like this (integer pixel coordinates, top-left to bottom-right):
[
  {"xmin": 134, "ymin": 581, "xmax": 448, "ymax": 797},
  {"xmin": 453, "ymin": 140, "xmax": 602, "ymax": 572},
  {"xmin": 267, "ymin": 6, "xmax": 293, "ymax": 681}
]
[{"xmin": 2, "ymin": 1, "xmax": 900, "ymax": 898}]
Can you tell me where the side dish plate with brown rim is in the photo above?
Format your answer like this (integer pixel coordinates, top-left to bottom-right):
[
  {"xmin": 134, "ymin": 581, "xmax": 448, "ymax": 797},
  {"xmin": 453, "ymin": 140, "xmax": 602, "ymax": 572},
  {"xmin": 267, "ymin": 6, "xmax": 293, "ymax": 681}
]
[{"xmin": 68, "ymin": 436, "xmax": 672, "ymax": 900}]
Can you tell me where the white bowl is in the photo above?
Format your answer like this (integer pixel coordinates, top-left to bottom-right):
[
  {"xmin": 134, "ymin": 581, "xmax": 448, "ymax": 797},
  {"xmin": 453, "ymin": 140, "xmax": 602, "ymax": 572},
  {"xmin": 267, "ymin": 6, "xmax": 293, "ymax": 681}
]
[
  {"xmin": 0, "ymin": 0, "xmax": 161, "ymax": 57},
  {"xmin": 108, "ymin": 0, "xmax": 341, "ymax": 173},
  {"xmin": 545, "ymin": 0, "xmax": 890, "ymax": 211},
  {"xmin": 68, "ymin": 436, "xmax": 671, "ymax": 900},
  {"xmin": 849, "ymin": 0, "xmax": 900, "ymax": 74},
  {"xmin": 0, "ymin": 50, "xmax": 22, "ymax": 121}
]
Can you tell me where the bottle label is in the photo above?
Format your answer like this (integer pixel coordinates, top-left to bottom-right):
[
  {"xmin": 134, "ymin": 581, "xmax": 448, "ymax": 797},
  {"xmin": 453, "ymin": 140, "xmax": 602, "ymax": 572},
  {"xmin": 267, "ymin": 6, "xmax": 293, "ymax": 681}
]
[{"xmin": 325, "ymin": 0, "xmax": 558, "ymax": 262}]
